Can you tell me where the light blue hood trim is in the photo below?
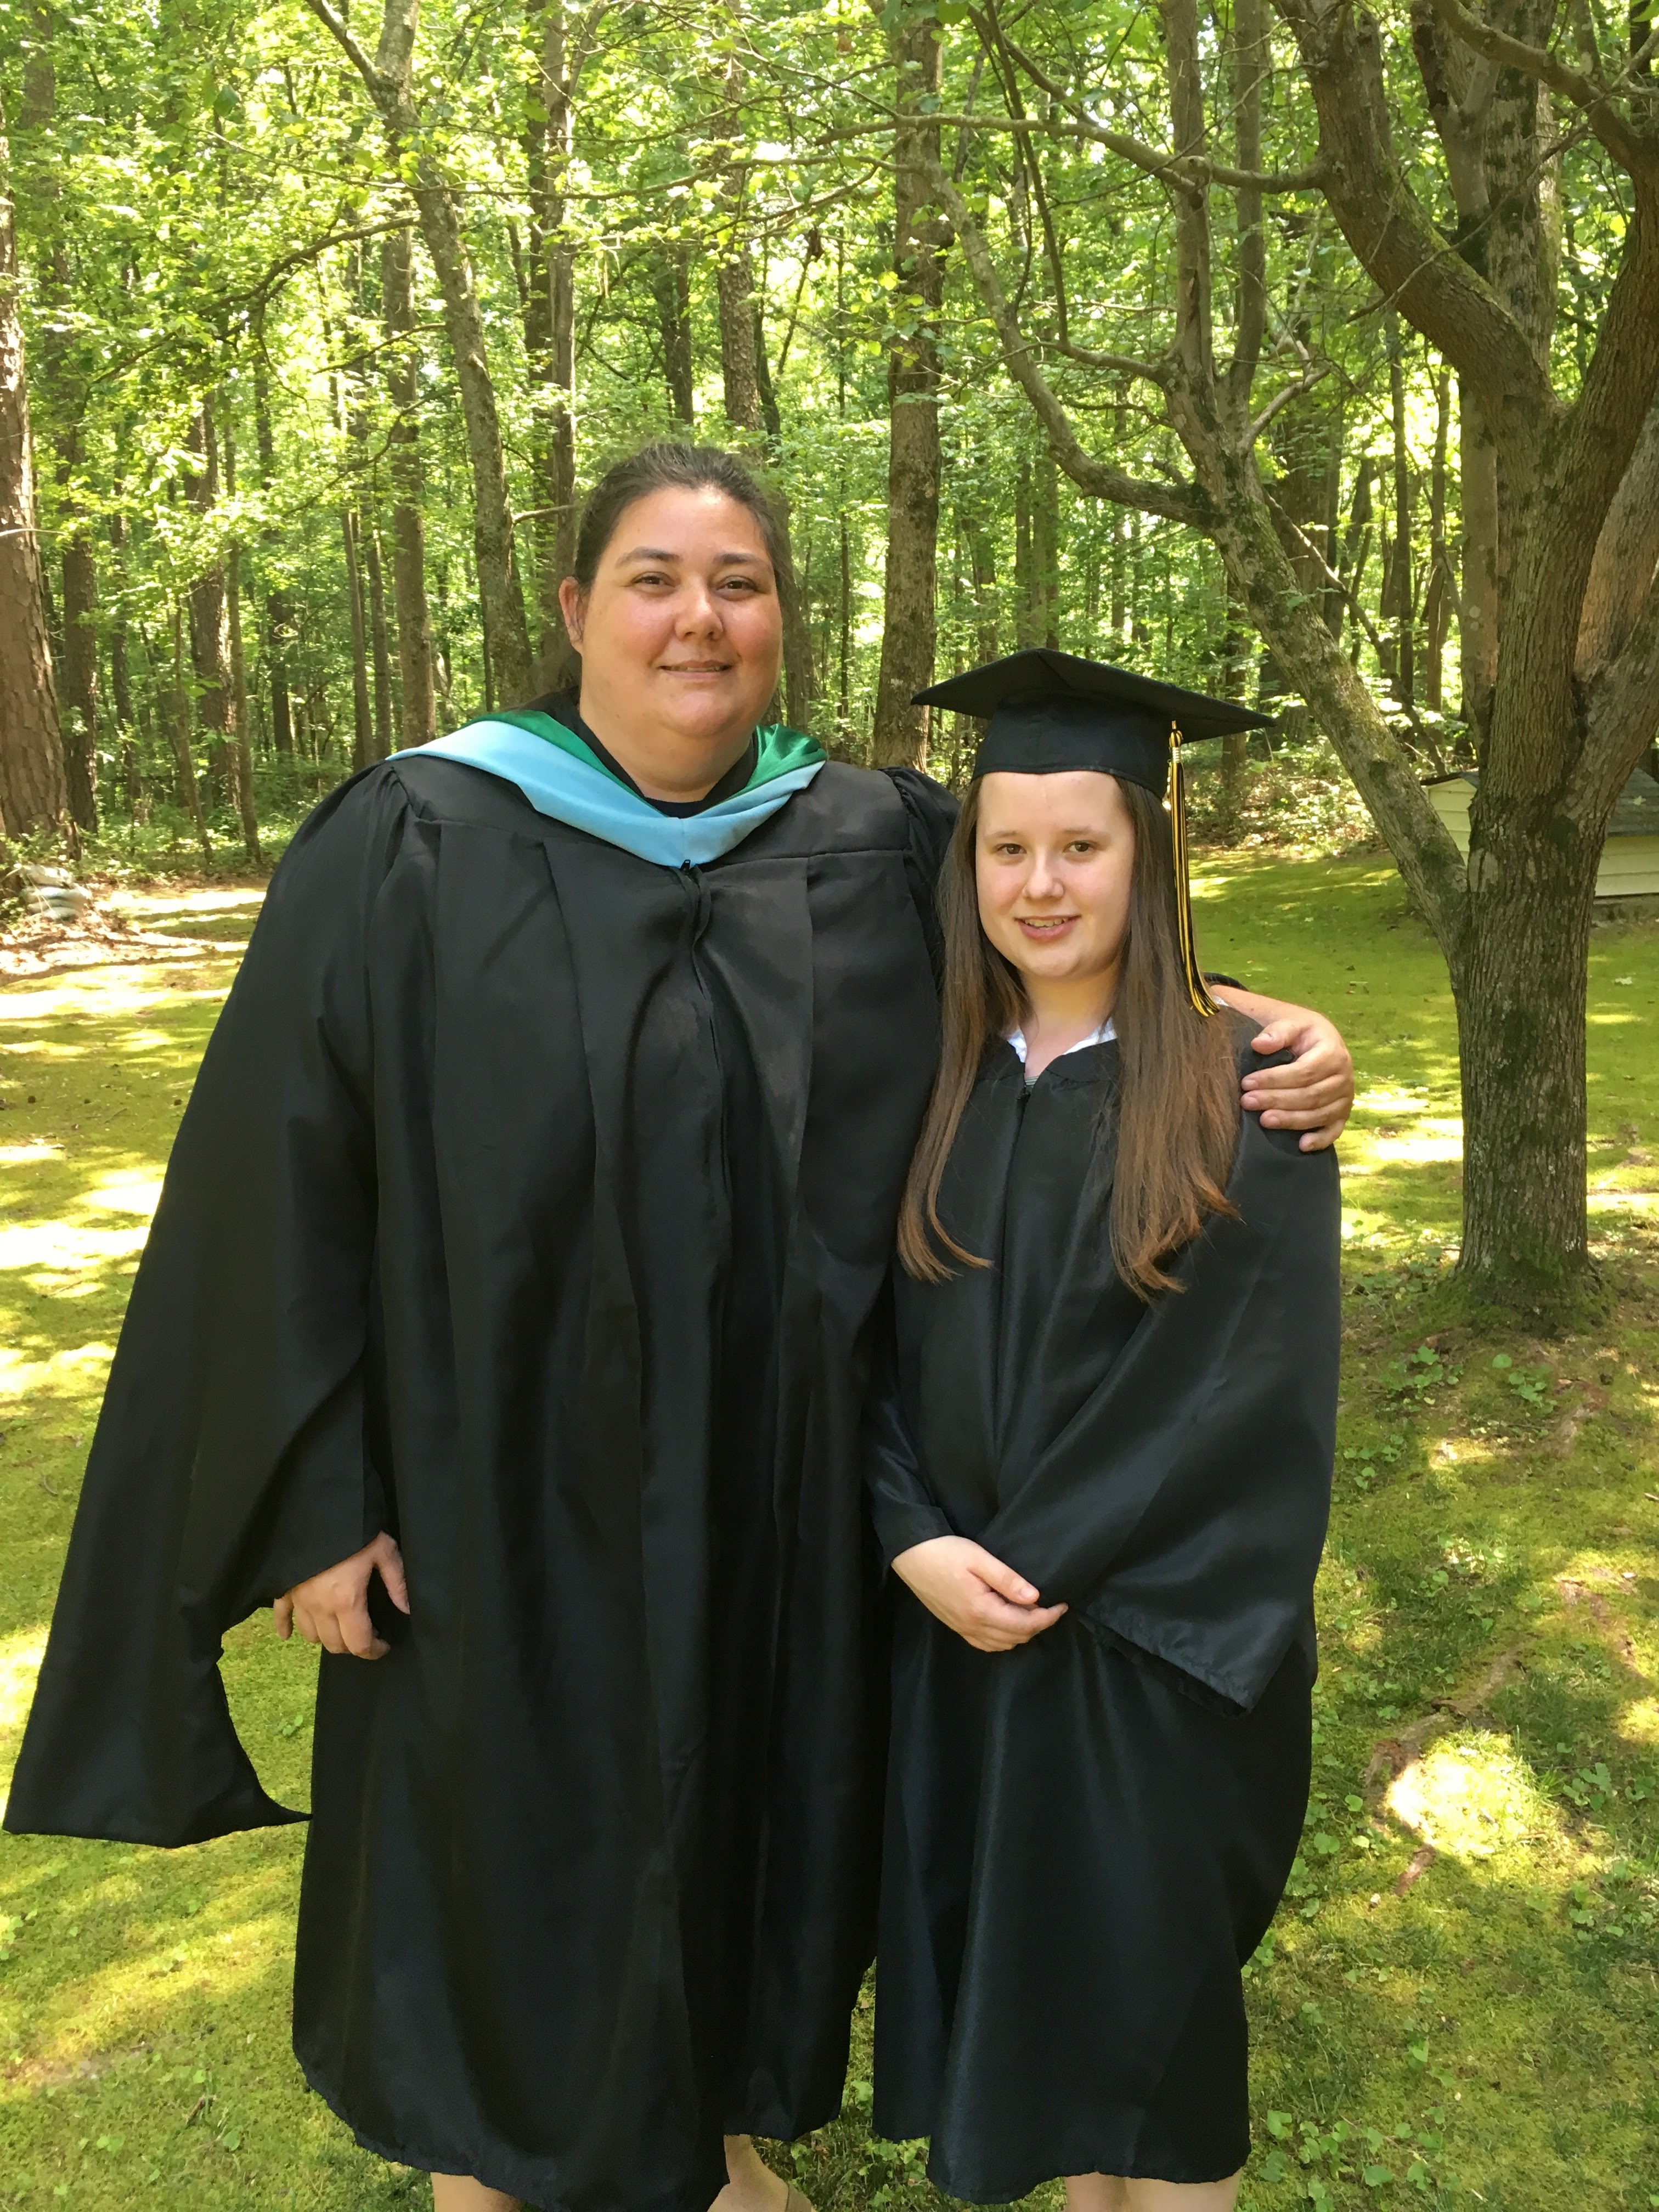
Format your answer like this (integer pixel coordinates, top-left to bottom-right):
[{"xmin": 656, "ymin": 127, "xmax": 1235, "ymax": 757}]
[{"xmin": 422, "ymin": 720, "xmax": 824, "ymax": 868}]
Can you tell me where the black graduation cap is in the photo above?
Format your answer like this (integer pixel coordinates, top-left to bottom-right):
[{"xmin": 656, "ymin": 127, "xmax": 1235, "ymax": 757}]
[
  {"xmin": 912, "ymin": 649, "xmax": 1273, "ymax": 1018},
  {"xmin": 912, "ymin": 647, "xmax": 1273, "ymax": 791}
]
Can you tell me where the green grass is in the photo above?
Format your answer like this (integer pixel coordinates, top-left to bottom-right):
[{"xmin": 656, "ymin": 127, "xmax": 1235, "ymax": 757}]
[{"xmin": 2, "ymin": 857, "xmax": 1657, "ymax": 2212}]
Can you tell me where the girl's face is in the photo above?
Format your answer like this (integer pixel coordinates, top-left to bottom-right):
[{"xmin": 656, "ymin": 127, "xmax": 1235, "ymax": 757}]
[
  {"xmin": 975, "ymin": 770, "xmax": 1137, "ymax": 992},
  {"xmin": 558, "ymin": 486, "xmax": 783, "ymax": 751}
]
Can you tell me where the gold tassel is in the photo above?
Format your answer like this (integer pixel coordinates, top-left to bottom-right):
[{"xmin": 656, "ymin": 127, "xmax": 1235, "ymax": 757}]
[{"xmin": 1165, "ymin": 720, "xmax": 1217, "ymax": 1018}]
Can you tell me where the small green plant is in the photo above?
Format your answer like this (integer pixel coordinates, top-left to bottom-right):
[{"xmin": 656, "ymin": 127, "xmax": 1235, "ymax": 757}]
[
  {"xmin": 1489, "ymin": 1352, "xmax": 1555, "ymax": 1409},
  {"xmin": 1386, "ymin": 1344, "xmax": 1463, "ymax": 1407}
]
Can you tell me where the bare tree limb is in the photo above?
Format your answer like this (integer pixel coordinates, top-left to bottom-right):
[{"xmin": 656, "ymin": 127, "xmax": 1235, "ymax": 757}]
[
  {"xmin": 922, "ymin": 61, "xmax": 1328, "ymax": 191},
  {"xmin": 924, "ymin": 155, "xmax": 1214, "ymax": 525},
  {"xmin": 300, "ymin": 0, "xmax": 392, "ymax": 104},
  {"xmin": 1046, "ymin": 333, "xmax": 1169, "ymax": 380},
  {"xmin": 1248, "ymin": 360, "xmax": 1333, "ymax": 443}
]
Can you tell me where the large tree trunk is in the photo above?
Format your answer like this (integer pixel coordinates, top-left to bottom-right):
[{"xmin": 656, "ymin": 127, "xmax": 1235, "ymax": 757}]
[
  {"xmin": 871, "ymin": 12, "xmax": 945, "ymax": 767},
  {"xmin": 381, "ymin": 226, "xmax": 437, "ymax": 746},
  {"xmin": 1454, "ymin": 798, "xmax": 1599, "ymax": 1294},
  {"xmin": 0, "ymin": 88, "xmax": 62, "ymax": 833},
  {"xmin": 308, "ymin": 0, "xmax": 533, "ymax": 704}
]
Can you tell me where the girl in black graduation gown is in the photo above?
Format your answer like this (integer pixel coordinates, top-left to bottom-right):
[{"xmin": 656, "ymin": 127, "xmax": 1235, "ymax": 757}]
[{"xmin": 866, "ymin": 661, "xmax": 1341, "ymax": 2210}]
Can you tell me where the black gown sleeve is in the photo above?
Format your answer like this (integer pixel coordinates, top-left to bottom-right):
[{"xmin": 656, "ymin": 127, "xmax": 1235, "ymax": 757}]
[
  {"xmin": 979, "ymin": 1102, "xmax": 1340, "ymax": 1716},
  {"xmin": 863, "ymin": 1278, "xmax": 955, "ymax": 1570},
  {"xmin": 4, "ymin": 768, "xmax": 413, "ymax": 1847},
  {"xmin": 883, "ymin": 767, "xmax": 958, "ymax": 985}
]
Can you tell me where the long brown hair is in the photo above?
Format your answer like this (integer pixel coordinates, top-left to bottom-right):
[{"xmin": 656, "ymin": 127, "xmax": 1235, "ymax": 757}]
[{"xmin": 898, "ymin": 775, "xmax": 1242, "ymax": 1297}]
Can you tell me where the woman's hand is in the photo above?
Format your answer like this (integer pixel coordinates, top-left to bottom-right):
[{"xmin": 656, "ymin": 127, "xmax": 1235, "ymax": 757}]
[
  {"xmin": 893, "ymin": 1535, "xmax": 1067, "ymax": 1653},
  {"xmin": 1211, "ymin": 989, "xmax": 1356, "ymax": 1151},
  {"xmin": 273, "ymin": 1531, "xmax": 410, "ymax": 1660}
]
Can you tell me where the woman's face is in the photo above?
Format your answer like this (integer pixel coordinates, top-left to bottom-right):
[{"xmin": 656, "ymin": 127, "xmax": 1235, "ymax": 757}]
[
  {"xmin": 558, "ymin": 487, "xmax": 783, "ymax": 756},
  {"xmin": 975, "ymin": 770, "xmax": 1137, "ymax": 992}
]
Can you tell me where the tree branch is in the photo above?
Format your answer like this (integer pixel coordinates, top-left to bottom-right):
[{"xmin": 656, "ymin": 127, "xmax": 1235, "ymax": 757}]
[
  {"xmin": 1248, "ymin": 360, "xmax": 1333, "ymax": 443},
  {"xmin": 300, "ymin": 0, "xmax": 393, "ymax": 108},
  {"xmin": 922, "ymin": 154, "xmax": 1213, "ymax": 526},
  {"xmin": 1046, "ymin": 333, "xmax": 1169, "ymax": 380},
  {"xmin": 1576, "ymin": 575, "xmax": 1659, "ymax": 820},
  {"xmin": 1425, "ymin": 0, "xmax": 1653, "ymax": 170}
]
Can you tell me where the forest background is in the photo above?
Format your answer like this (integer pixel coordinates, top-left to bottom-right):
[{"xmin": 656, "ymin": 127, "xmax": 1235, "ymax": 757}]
[
  {"xmin": 2, "ymin": 3, "xmax": 1659, "ymax": 2209},
  {"xmin": 4, "ymin": 0, "xmax": 1659, "ymax": 1309}
]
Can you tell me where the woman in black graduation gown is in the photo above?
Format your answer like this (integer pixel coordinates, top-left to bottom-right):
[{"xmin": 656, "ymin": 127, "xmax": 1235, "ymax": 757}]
[
  {"xmin": 6, "ymin": 454, "xmax": 1351, "ymax": 2212},
  {"xmin": 867, "ymin": 656, "xmax": 1341, "ymax": 2210}
]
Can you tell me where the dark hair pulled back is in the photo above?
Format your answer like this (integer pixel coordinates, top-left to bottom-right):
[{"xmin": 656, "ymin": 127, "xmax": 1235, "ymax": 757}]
[{"xmin": 570, "ymin": 442, "xmax": 781, "ymax": 591}]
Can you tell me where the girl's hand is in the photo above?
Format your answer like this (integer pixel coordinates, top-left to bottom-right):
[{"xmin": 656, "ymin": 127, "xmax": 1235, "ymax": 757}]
[
  {"xmin": 273, "ymin": 1531, "xmax": 410, "ymax": 1660},
  {"xmin": 892, "ymin": 1534, "xmax": 1067, "ymax": 1653},
  {"xmin": 1212, "ymin": 989, "xmax": 1356, "ymax": 1150}
]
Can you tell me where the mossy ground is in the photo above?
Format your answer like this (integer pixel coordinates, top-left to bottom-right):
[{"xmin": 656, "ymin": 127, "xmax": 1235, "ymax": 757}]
[{"xmin": 1, "ymin": 854, "xmax": 1656, "ymax": 2212}]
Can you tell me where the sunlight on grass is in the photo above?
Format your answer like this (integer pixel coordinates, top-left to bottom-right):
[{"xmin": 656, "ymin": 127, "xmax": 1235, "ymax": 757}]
[
  {"xmin": 0, "ymin": 1625, "xmax": 48, "ymax": 1771},
  {"xmin": 1386, "ymin": 1736, "xmax": 1562, "ymax": 1863}
]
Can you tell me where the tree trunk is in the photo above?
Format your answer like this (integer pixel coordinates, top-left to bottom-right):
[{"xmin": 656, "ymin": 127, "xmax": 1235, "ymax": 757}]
[
  {"xmin": 0, "ymin": 87, "xmax": 65, "ymax": 833},
  {"xmin": 871, "ymin": 11, "xmax": 944, "ymax": 766},
  {"xmin": 653, "ymin": 243, "xmax": 695, "ymax": 424},
  {"xmin": 58, "ymin": 492, "xmax": 98, "ymax": 831},
  {"xmin": 960, "ymin": 506, "xmax": 1000, "ymax": 665},
  {"xmin": 382, "ymin": 226, "xmax": 437, "ymax": 746},
  {"xmin": 170, "ymin": 603, "xmax": 209, "ymax": 855},
  {"xmin": 1014, "ymin": 455, "xmax": 1041, "ymax": 647},
  {"xmin": 1424, "ymin": 369, "xmax": 1452, "ymax": 714},
  {"xmin": 523, "ymin": 3, "xmax": 589, "ymax": 685},
  {"xmin": 1453, "ymin": 808, "xmax": 1598, "ymax": 1297},
  {"xmin": 18, "ymin": 19, "xmax": 93, "ymax": 837},
  {"xmin": 221, "ymin": 424, "xmax": 261, "ymax": 863},
  {"xmin": 309, "ymin": 0, "xmax": 532, "ymax": 704},
  {"xmin": 1032, "ymin": 447, "xmax": 1061, "ymax": 650},
  {"xmin": 712, "ymin": 39, "xmax": 813, "ymax": 725},
  {"xmin": 109, "ymin": 513, "xmax": 143, "ymax": 819},
  {"xmin": 365, "ymin": 522, "xmax": 394, "ymax": 760},
  {"xmin": 253, "ymin": 362, "xmax": 294, "ymax": 757},
  {"xmin": 713, "ymin": 258, "xmax": 814, "ymax": 724},
  {"xmin": 341, "ymin": 506, "xmax": 374, "ymax": 771},
  {"xmin": 1383, "ymin": 313, "xmax": 1415, "ymax": 707},
  {"xmin": 185, "ymin": 401, "xmax": 236, "ymax": 823},
  {"xmin": 1220, "ymin": 591, "xmax": 1252, "ymax": 839}
]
